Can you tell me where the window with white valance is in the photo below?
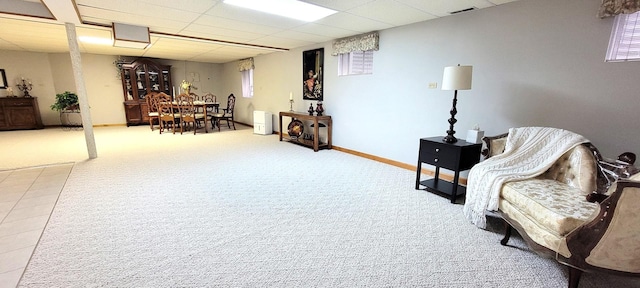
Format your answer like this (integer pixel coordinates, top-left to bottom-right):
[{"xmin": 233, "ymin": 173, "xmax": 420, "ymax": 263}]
[
  {"xmin": 333, "ymin": 32, "xmax": 378, "ymax": 76},
  {"xmin": 238, "ymin": 58, "xmax": 254, "ymax": 97},
  {"xmin": 332, "ymin": 32, "xmax": 379, "ymax": 56},
  {"xmin": 237, "ymin": 58, "xmax": 254, "ymax": 71}
]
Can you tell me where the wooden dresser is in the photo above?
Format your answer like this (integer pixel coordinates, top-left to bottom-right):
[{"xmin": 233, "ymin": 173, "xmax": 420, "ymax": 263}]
[{"xmin": 0, "ymin": 97, "xmax": 44, "ymax": 131}]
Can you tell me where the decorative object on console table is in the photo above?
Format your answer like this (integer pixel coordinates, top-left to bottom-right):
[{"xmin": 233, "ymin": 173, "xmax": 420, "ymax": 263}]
[
  {"xmin": 6, "ymin": 87, "xmax": 15, "ymax": 97},
  {"xmin": 315, "ymin": 101, "xmax": 324, "ymax": 116},
  {"xmin": 289, "ymin": 92, "xmax": 294, "ymax": 112},
  {"xmin": 16, "ymin": 77, "xmax": 33, "ymax": 97},
  {"xmin": 441, "ymin": 64, "xmax": 473, "ymax": 143},
  {"xmin": 0, "ymin": 97, "xmax": 44, "ymax": 130},
  {"xmin": 415, "ymin": 136, "xmax": 481, "ymax": 203},
  {"xmin": 308, "ymin": 103, "xmax": 314, "ymax": 115}
]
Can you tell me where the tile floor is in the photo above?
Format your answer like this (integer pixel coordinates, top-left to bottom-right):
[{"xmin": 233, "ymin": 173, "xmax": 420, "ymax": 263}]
[{"xmin": 0, "ymin": 164, "xmax": 73, "ymax": 288}]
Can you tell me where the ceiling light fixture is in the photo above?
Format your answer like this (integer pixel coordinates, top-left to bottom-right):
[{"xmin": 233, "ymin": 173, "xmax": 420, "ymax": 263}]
[
  {"xmin": 223, "ymin": 0, "xmax": 337, "ymax": 22},
  {"xmin": 78, "ymin": 36, "xmax": 112, "ymax": 45},
  {"xmin": 112, "ymin": 22, "xmax": 150, "ymax": 49}
]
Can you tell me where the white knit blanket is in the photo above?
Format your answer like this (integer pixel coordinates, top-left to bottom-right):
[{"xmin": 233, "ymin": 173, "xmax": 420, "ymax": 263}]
[{"xmin": 462, "ymin": 127, "xmax": 589, "ymax": 228}]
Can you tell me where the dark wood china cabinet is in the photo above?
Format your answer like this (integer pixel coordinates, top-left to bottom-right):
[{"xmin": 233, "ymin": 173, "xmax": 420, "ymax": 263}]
[{"xmin": 120, "ymin": 58, "xmax": 172, "ymax": 126}]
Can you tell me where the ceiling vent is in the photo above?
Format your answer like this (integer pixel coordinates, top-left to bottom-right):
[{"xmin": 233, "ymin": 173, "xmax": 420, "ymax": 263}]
[
  {"xmin": 112, "ymin": 22, "xmax": 150, "ymax": 49},
  {"xmin": 450, "ymin": 7, "xmax": 476, "ymax": 14}
]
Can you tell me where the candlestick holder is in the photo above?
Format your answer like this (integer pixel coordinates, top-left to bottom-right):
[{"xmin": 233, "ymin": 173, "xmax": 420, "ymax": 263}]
[
  {"xmin": 289, "ymin": 99, "xmax": 294, "ymax": 112},
  {"xmin": 17, "ymin": 78, "xmax": 33, "ymax": 97}
]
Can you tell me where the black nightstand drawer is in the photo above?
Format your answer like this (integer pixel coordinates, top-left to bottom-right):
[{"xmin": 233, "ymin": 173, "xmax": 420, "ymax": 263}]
[{"xmin": 419, "ymin": 150, "xmax": 456, "ymax": 170}]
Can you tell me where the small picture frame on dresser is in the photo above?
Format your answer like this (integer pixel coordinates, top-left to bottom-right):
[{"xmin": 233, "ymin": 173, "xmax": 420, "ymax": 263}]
[{"xmin": 0, "ymin": 69, "xmax": 7, "ymax": 89}]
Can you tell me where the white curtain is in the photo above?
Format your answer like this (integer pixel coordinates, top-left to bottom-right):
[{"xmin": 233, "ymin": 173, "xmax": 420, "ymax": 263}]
[{"xmin": 241, "ymin": 69, "xmax": 253, "ymax": 98}]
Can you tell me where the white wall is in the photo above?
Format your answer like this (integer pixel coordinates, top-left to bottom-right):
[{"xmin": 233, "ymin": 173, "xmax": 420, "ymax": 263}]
[
  {"xmin": 0, "ymin": 50, "xmax": 57, "ymax": 124},
  {"xmin": 224, "ymin": 0, "xmax": 640, "ymax": 163},
  {"xmin": 1, "ymin": 0, "xmax": 638, "ymax": 166}
]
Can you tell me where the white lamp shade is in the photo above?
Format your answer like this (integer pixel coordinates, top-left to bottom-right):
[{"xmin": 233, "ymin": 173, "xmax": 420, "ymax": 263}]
[{"xmin": 442, "ymin": 65, "xmax": 472, "ymax": 90}]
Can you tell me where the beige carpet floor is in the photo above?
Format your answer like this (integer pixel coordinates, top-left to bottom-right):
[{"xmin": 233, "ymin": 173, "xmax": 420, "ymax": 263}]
[{"xmin": 1, "ymin": 125, "xmax": 638, "ymax": 287}]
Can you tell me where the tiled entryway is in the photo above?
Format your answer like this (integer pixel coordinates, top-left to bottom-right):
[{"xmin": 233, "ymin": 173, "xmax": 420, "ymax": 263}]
[{"xmin": 0, "ymin": 164, "xmax": 72, "ymax": 288}]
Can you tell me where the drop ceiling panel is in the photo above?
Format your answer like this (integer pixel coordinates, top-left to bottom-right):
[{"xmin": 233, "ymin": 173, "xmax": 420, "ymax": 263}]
[
  {"xmin": 347, "ymin": 0, "xmax": 438, "ymax": 26},
  {"xmin": 398, "ymin": 0, "xmax": 494, "ymax": 17},
  {"xmin": 314, "ymin": 13, "xmax": 393, "ymax": 33},
  {"xmin": 248, "ymin": 36, "xmax": 314, "ymax": 49},
  {"xmin": 203, "ymin": 3, "xmax": 305, "ymax": 30},
  {"xmin": 0, "ymin": 0, "xmax": 523, "ymax": 63},
  {"xmin": 270, "ymin": 30, "xmax": 334, "ymax": 44},
  {"xmin": 292, "ymin": 23, "xmax": 363, "ymax": 39},
  {"xmin": 192, "ymin": 14, "xmax": 284, "ymax": 35},
  {"xmin": 303, "ymin": 0, "xmax": 377, "ymax": 11},
  {"xmin": 182, "ymin": 24, "xmax": 266, "ymax": 42}
]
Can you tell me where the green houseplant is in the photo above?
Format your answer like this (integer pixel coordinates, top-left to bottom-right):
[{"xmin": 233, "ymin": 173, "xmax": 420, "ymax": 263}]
[
  {"xmin": 50, "ymin": 91, "xmax": 79, "ymax": 112},
  {"xmin": 51, "ymin": 91, "xmax": 81, "ymax": 128}
]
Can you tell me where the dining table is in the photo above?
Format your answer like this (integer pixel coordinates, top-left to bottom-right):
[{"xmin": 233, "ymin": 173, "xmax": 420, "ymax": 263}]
[{"xmin": 161, "ymin": 101, "xmax": 220, "ymax": 133}]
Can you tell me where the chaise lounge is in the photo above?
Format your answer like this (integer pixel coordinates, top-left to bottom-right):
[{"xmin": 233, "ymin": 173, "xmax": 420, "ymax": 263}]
[{"xmin": 465, "ymin": 127, "xmax": 640, "ymax": 288}]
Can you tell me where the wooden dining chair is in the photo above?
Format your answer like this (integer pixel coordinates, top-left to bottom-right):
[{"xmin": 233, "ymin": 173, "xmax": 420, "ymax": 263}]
[
  {"xmin": 177, "ymin": 93, "xmax": 205, "ymax": 135},
  {"xmin": 145, "ymin": 92, "xmax": 160, "ymax": 131},
  {"xmin": 199, "ymin": 93, "xmax": 217, "ymax": 128},
  {"xmin": 158, "ymin": 99, "xmax": 178, "ymax": 134},
  {"xmin": 212, "ymin": 93, "xmax": 236, "ymax": 132}
]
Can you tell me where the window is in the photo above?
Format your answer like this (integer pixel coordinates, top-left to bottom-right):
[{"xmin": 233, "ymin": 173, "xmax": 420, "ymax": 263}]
[
  {"xmin": 606, "ymin": 11, "xmax": 640, "ymax": 62},
  {"xmin": 241, "ymin": 68, "xmax": 253, "ymax": 98},
  {"xmin": 338, "ymin": 50, "xmax": 373, "ymax": 76}
]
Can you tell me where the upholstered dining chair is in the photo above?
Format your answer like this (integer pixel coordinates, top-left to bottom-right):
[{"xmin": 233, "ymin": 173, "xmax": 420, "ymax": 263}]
[
  {"xmin": 211, "ymin": 93, "xmax": 236, "ymax": 131},
  {"xmin": 199, "ymin": 92, "xmax": 217, "ymax": 128},
  {"xmin": 177, "ymin": 93, "xmax": 205, "ymax": 135}
]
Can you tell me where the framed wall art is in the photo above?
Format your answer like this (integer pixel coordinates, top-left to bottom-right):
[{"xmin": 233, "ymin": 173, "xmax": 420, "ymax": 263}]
[
  {"xmin": 302, "ymin": 48, "xmax": 323, "ymax": 100},
  {"xmin": 0, "ymin": 69, "xmax": 7, "ymax": 89}
]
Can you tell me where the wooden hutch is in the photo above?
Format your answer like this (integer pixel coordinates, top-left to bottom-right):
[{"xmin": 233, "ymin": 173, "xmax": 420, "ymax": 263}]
[{"xmin": 120, "ymin": 58, "xmax": 172, "ymax": 126}]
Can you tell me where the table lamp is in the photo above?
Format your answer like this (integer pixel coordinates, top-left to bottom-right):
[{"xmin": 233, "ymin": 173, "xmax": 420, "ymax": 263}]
[{"xmin": 441, "ymin": 64, "xmax": 472, "ymax": 143}]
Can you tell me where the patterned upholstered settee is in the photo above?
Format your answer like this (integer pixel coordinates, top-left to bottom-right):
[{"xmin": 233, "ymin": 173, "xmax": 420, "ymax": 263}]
[{"xmin": 482, "ymin": 133, "xmax": 640, "ymax": 288}]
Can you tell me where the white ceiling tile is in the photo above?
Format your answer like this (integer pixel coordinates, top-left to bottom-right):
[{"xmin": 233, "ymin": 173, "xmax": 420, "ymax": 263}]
[
  {"xmin": 314, "ymin": 13, "xmax": 393, "ymax": 33},
  {"xmin": 302, "ymin": 0, "xmax": 377, "ymax": 11},
  {"xmin": 292, "ymin": 23, "xmax": 361, "ymax": 39},
  {"xmin": 0, "ymin": 0, "xmax": 522, "ymax": 63},
  {"xmin": 347, "ymin": 0, "xmax": 438, "ymax": 26}
]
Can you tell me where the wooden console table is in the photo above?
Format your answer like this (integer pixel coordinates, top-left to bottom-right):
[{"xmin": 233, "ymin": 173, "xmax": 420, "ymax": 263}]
[
  {"xmin": 279, "ymin": 111, "xmax": 332, "ymax": 152},
  {"xmin": 0, "ymin": 97, "xmax": 44, "ymax": 131}
]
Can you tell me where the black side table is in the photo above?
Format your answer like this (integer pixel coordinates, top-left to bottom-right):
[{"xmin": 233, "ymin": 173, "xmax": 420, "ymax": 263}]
[{"xmin": 415, "ymin": 137, "xmax": 482, "ymax": 203}]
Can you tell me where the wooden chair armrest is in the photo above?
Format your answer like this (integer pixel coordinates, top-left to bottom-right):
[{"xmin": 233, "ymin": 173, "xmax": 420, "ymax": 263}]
[{"xmin": 564, "ymin": 180, "xmax": 640, "ymax": 275}]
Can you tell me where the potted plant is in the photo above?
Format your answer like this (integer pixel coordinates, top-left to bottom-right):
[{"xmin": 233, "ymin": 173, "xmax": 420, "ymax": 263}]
[
  {"xmin": 51, "ymin": 91, "xmax": 81, "ymax": 128},
  {"xmin": 50, "ymin": 91, "xmax": 79, "ymax": 112}
]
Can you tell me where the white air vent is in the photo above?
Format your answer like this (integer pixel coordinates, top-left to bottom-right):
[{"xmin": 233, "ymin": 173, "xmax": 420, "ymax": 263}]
[
  {"xmin": 450, "ymin": 7, "xmax": 476, "ymax": 14},
  {"xmin": 112, "ymin": 22, "xmax": 150, "ymax": 49}
]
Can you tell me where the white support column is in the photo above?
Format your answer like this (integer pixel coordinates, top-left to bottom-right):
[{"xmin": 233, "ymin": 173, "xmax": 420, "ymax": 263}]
[{"xmin": 64, "ymin": 22, "xmax": 97, "ymax": 159}]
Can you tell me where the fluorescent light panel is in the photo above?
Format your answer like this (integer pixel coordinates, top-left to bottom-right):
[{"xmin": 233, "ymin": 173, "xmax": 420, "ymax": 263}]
[
  {"xmin": 223, "ymin": 0, "xmax": 337, "ymax": 22},
  {"xmin": 78, "ymin": 36, "xmax": 112, "ymax": 45}
]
